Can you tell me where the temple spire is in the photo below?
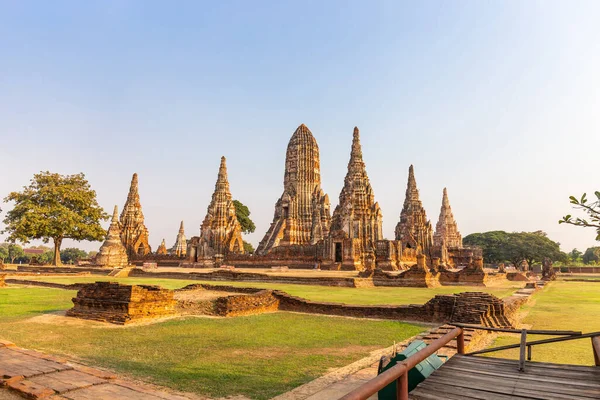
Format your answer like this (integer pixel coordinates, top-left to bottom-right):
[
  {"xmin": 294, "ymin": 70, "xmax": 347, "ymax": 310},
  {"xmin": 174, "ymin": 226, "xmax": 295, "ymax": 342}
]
[
  {"xmin": 329, "ymin": 126, "xmax": 383, "ymax": 267},
  {"xmin": 94, "ymin": 205, "xmax": 128, "ymax": 267},
  {"xmin": 111, "ymin": 205, "xmax": 119, "ymax": 223},
  {"xmin": 170, "ymin": 220, "xmax": 187, "ymax": 257},
  {"xmin": 442, "ymin": 187, "xmax": 449, "ymax": 207},
  {"xmin": 119, "ymin": 173, "xmax": 151, "ymax": 257},
  {"xmin": 193, "ymin": 157, "xmax": 245, "ymax": 259},
  {"xmin": 156, "ymin": 239, "xmax": 168, "ymax": 255},
  {"xmin": 256, "ymin": 124, "xmax": 330, "ymax": 254},
  {"xmin": 350, "ymin": 127, "xmax": 363, "ymax": 164},
  {"xmin": 395, "ymin": 165, "xmax": 433, "ymax": 253},
  {"xmin": 408, "ymin": 165, "xmax": 416, "ymax": 190},
  {"xmin": 434, "ymin": 187, "xmax": 462, "ymax": 248}
]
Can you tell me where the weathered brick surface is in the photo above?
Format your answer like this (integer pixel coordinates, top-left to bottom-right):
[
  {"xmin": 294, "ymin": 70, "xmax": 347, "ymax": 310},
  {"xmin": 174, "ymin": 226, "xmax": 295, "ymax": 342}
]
[
  {"xmin": 0, "ymin": 341, "xmax": 192, "ymax": 399},
  {"xmin": 66, "ymin": 282, "xmax": 176, "ymax": 325},
  {"xmin": 213, "ymin": 290, "xmax": 280, "ymax": 317},
  {"xmin": 7, "ymin": 379, "xmax": 56, "ymax": 398}
]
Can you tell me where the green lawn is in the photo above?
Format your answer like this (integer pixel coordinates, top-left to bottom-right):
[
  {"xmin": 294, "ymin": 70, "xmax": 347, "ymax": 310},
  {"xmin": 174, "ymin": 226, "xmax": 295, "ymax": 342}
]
[
  {"xmin": 488, "ymin": 281, "xmax": 600, "ymax": 365},
  {"xmin": 11, "ymin": 275, "xmax": 522, "ymax": 305},
  {"xmin": 0, "ymin": 287, "xmax": 426, "ymax": 399}
]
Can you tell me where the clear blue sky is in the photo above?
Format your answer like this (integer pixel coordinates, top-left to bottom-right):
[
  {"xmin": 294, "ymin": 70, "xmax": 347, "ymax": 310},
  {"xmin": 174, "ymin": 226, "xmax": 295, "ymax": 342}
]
[{"xmin": 1, "ymin": 1, "xmax": 599, "ymax": 253}]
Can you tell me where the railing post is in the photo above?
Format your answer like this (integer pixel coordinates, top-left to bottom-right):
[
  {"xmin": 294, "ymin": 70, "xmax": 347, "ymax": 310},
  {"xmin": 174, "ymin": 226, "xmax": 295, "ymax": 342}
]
[
  {"xmin": 527, "ymin": 345, "xmax": 532, "ymax": 361},
  {"xmin": 396, "ymin": 371, "xmax": 409, "ymax": 400},
  {"xmin": 592, "ymin": 336, "xmax": 600, "ymax": 366},
  {"xmin": 457, "ymin": 329, "xmax": 465, "ymax": 355},
  {"xmin": 519, "ymin": 329, "xmax": 527, "ymax": 372}
]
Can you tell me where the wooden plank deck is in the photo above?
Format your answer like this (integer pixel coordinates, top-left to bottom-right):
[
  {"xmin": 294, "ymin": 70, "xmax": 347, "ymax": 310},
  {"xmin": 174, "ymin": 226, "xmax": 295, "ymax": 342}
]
[{"xmin": 409, "ymin": 354, "xmax": 600, "ymax": 400}]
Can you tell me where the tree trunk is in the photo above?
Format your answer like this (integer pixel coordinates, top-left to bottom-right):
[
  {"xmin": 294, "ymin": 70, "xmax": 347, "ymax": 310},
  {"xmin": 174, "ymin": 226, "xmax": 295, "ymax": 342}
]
[{"xmin": 53, "ymin": 237, "xmax": 63, "ymax": 266}]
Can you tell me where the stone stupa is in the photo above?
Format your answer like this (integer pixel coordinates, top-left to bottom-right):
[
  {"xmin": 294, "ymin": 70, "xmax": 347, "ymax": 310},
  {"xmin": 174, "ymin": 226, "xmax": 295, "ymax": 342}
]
[{"xmin": 95, "ymin": 206, "xmax": 129, "ymax": 267}]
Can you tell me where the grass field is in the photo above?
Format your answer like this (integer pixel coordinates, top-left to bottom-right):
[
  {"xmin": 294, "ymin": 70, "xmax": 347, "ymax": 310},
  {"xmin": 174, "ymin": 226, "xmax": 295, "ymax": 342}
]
[
  {"xmin": 0, "ymin": 286, "xmax": 427, "ymax": 399},
  {"xmin": 487, "ymin": 281, "xmax": 600, "ymax": 365},
  {"xmin": 10, "ymin": 275, "xmax": 522, "ymax": 305}
]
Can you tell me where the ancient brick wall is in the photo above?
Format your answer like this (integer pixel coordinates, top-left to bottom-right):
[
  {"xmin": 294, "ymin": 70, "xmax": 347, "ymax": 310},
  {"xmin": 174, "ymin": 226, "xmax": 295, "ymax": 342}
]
[
  {"xmin": 274, "ymin": 291, "xmax": 427, "ymax": 321},
  {"xmin": 213, "ymin": 290, "xmax": 280, "ymax": 317},
  {"xmin": 0, "ymin": 274, "xmax": 5, "ymax": 287},
  {"xmin": 130, "ymin": 268, "xmax": 357, "ymax": 287},
  {"xmin": 16, "ymin": 266, "xmax": 109, "ymax": 275},
  {"xmin": 422, "ymin": 292, "xmax": 514, "ymax": 328},
  {"xmin": 66, "ymin": 282, "xmax": 176, "ymax": 324},
  {"xmin": 4, "ymin": 279, "xmax": 85, "ymax": 290}
]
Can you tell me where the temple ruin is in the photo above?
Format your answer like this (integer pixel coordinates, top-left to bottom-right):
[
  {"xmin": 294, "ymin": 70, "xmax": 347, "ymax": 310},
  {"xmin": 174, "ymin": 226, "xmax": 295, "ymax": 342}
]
[
  {"xmin": 321, "ymin": 127, "xmax": 383, "ymax": 270},
  {"xmin": 170, "ymin": 221, "xmax": 187, "ymax": 257},
  {"xmin": 433, "ymin": 188, "xmax": 462, "ymax": 248},
  {"xmin": 256, "ymin": 124, "xmax": 331, "ymax": 255},
  {"xmin": 395, "ymin": 165, "xmax": 434, "ymax": 254},
  {"xmin": 95, "ymin": 206, "xmax": 129, "ymax": 267},
  {"xmin": 67, "ymin": 282, "xmax": 176, "ymax": 324},
  {"xmin": 120, "ymin": 173, "xmax": 152, "ymax": 258},
  {"xmin": 187, "ymin": 157, "xmax": 245, "ymax": 265},
  {"xmin": 156, "ymin": 239, "xmax": 168, "ymax": 255}
]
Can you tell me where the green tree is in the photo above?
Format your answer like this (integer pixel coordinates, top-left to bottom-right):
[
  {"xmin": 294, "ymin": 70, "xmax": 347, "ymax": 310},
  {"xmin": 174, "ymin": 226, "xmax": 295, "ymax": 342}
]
[
  {"xmin": 233, "ymin": 200, "xmax": 256, "ymax": 234},
  {"xmin": 7, "ymin": 244, "xmax": 24, "ymax": 264},
  {"xmin": 0, "ymin": 246, "xmax": 8, "ymax": 262},
  {"xmin": 560, "ymin": 192, "xmax": 600, "ymax": 241},
  {"xmin": 464, "ymin": 231, "xmax": 565, "ymax": 268},
  {"xmin": 88, "ymin": 250, "xmax": 98, "ymax": 258},
  {"xmin": 583, "ymin": 247, "xmax": 600, "ymax": 265},
  {"xmin": 568, "ymin": 248, "xmax": 583, "ymax": 263},
  {"xmin": 463, "ymin": 231, "xmax": 510, "ymax": 264},
  {"xmin": 60, "ymin": 248, "xmax": 88, "ymax": 265},
  {"xmin": 517, "ymin": 231, "xmax": 565, "ymax": 268},
  {"xmin": 2, "ymin": 172, "xmax": 108, "ymax": 266},
  {"xmin": 243, "ymin": 241, "xmax": 255, "ymax": 254}
]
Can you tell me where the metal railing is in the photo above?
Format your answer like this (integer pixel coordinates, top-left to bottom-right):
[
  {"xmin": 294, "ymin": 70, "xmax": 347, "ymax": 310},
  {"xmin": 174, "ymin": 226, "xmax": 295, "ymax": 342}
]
[{"xmin": 338, "ymin": 326, "xmax": 464, "ymax": 400}]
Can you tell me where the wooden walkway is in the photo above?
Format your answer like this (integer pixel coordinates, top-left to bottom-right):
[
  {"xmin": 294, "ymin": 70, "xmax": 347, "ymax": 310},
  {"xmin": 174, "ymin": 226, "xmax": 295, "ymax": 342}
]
[{"xmin": 410, "ymin": 354, "xmax": 600, "ymax": 400}]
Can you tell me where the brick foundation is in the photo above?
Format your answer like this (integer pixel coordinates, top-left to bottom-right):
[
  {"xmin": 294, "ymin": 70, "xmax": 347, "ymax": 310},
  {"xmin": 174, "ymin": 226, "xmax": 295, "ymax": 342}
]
[{"xmin": 66, "ymin": 282, "xmax": 176, "ymax": 324}]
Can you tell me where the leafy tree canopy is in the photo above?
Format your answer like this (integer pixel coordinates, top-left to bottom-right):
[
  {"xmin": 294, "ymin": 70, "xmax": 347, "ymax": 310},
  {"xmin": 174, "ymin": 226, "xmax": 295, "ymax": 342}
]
[
  {"xmin": 568, "ymin": 248, "xmax": 583, "ymax": 262},
  {"xmin": 242, "ymin": 240, "xmax": 255, "ymax": 254},
  {"xmin": 2, "ymin": 171, "xmax": 108, "ymax": 266},
  {"xmin": 583, "ymin": 247, "xmax": 600, "ymax": 265},
  {"xmin": 464, "ymin": 231, "xmax": 566, "ymax": 268},
  {"xmin": 233, "ymin": 200, "xmax": 256, "ymax": 234},
  {"xmin": 7, "ymin": 244, "xmax": 24, "ymax": 264},
  {"xmin": 0, "ymin": 247, "xmax": 8, "ymax": 262},
  {"xmin": 60, "ymin": 248, "xmax": 89, "ymax": 264},
  {"xmin": 560, "ymin": 192, "xmax": 600, "ymax": 241}
]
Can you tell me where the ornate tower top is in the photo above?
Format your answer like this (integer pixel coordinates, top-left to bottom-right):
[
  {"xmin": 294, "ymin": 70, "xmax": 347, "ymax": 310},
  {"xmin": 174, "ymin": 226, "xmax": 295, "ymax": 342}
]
[
  {"xmin": 170, "ymin": 220, "xmax": 187, "ymax": 257},
  {"xmin": 256, "ymin": 124, "xmax": 330, "ymax": 254},
  {"xmin": 108, "ymin": 206, "xmax": 120, "ymax": 238},
  {"xmin": 120, "ymin": 173, "xmax": 151, "ymax": 257},
  {"xmin": 433, "ymin": 187, "xmax": 462, "ymax": 248},
  {"xmin": 197, "ymin": 156, "xmax": 244, "ymax": 256},
  {"xmin": 330, "ymin": 126, "xmax": 382, "ymax": 243},
  {"xmin": 395, "ymin": 165, "xmax": 433, "ymax": 252},
  {"xmin": 337, "ymin": 127, "xmax": 377, "ymax": 209}
]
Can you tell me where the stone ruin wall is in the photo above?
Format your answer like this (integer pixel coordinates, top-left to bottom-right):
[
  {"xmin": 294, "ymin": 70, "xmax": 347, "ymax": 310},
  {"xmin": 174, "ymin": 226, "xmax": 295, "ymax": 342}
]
[
  {"xmin": 0, "ymin": 274, "xmax": 5, "ymax": 287},
  {"xmin": 66, "ymin": 282, "xmax": 176, "ymax": 324},
  {"xmin": 213, "ymin": 290, "xmax": 280, "ymax": 317},
  {"xmin": 129, "ymin": 268, "xmax": 357, "ymax": 287},
  {"xmin": 32, "ymin": 277, "xmax": 532, "ymax": 328}
]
